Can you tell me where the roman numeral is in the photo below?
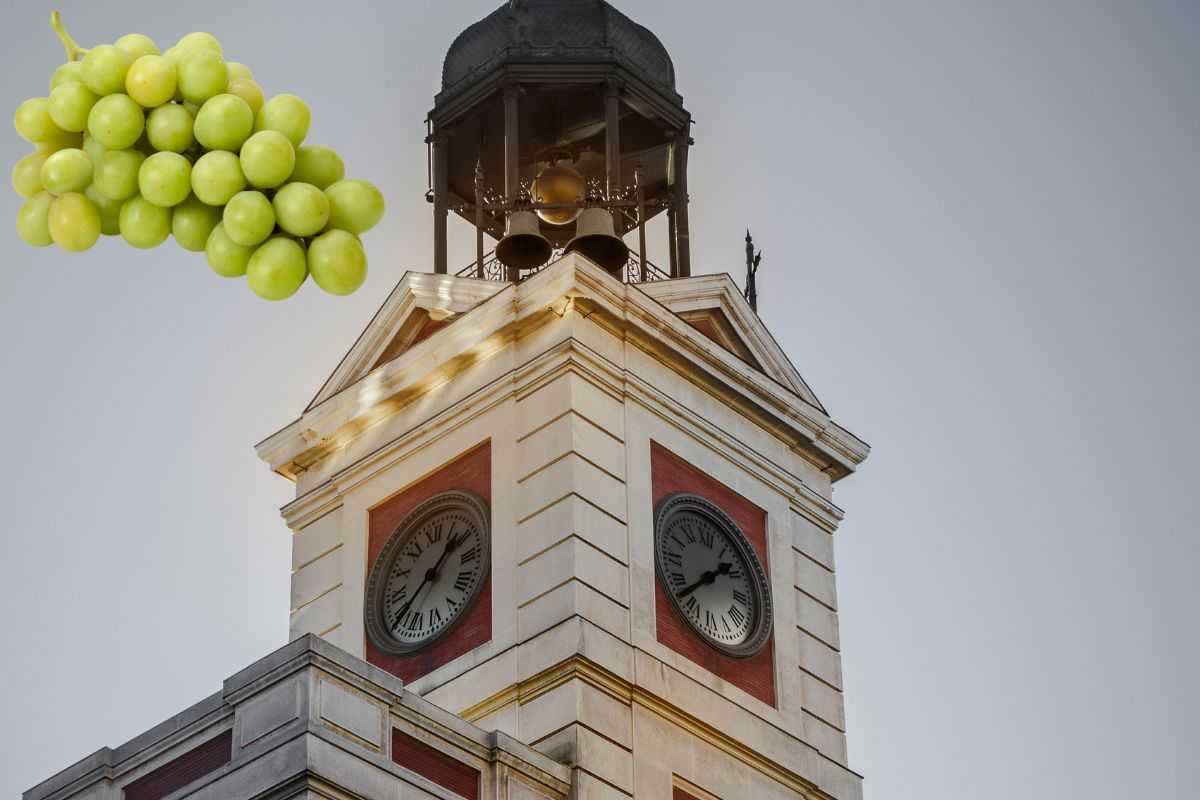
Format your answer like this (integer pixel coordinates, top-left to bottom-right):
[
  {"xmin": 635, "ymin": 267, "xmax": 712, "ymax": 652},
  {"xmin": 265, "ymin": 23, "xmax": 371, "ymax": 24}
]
[
  {"xmin": 722, "ymin": 616, "xmax": 732, "ymax": 633},
  {"xmin": 699, "ymin": 527, "xmax": 715, "ymax": 549},
  {"xmin": 718, "ymin": 546, "xmax": 728, "ymax": 559},
  {"xmin": 404, "ymin": 542, "xmax": 423, "ymax": 560},
  {"xmin": 668, "ymin": 571, "xmax": 686, "ymax": 587},
  {"xmin": 729, "ymin": 605, "xmax": 746, "ymax": 626},
  {"xmin": 683, "ymin": 525, "xmax": 697, "ymax": 544},
  {"xmin": 453, "ymin": 570, "xmax": 472, "ymax": 592},
  {"xmin": 460, "ymin": 545, "xmax": 478, "ymax": 564},
  {"xmin": 666, "ymin": 552, "xmax": 682, "ymax": 567},
  {"xmin": 426, "ymin": 522, "xmax": 444, "ymax": 546},
  {"xmin": 684, "ymin": 596, "xmax": 699, "ymax": 615},
  {"xmin": 405, "ymin": 611, "xmax": 424, "ymax": 631},
  {"xmin": 729, "ymin": 569, "xmax": 743, "ymax": 579},
  {"xmin": 705, "ymin": 610, "xmax": 715, "ymax": 630},
  {"xmin": 732, "ymin": 589, "xmax": 748, "ymax": 606},
  {"xmin": 430, "ymin": 607, "xmax": 442, "ymax": 625},
  {"xmin": 446, "ymin": 596, "xmax": 458, "ymax": 611},
  {"xmin": 671, "ymin": 535, "xmax": 686, "ymax": 549}
]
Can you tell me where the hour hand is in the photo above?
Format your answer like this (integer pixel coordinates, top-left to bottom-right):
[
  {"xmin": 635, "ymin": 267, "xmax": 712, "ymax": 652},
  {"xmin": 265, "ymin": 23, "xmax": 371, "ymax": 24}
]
[{"xmin": 676, "ymin": 562, "xmax": 733, "ymax": 598}]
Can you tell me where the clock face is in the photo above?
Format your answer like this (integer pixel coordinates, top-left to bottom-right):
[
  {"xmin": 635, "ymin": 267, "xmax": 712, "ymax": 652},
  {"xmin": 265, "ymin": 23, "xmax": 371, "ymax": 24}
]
[
  {"xmin": 364, "ymin": 491, "xmax": 490, "ymax": 656},
  {"xmin": 654, "ymin": 493, "xmax": 773, "ymax": 658}
]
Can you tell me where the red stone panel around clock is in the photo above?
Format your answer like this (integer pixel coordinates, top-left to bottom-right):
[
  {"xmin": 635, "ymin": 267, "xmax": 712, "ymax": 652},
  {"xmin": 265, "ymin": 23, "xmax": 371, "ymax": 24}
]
[
  {"xmin": 391, "ymin": 728, "xmax": 480, "ymax": 800},
  {"xmin": 650, "ymin": 442, "xmax": 777, "ymax": 707},
  {"xmin": 366, "ymin": 441, "xmax": 492, "ymax": 683}
]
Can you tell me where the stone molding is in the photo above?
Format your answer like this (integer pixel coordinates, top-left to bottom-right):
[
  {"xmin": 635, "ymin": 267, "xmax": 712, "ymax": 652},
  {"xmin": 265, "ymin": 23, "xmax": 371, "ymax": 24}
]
[{"xmin": 24, "ymin": 635, "xmax": 570, "ymax": 800}]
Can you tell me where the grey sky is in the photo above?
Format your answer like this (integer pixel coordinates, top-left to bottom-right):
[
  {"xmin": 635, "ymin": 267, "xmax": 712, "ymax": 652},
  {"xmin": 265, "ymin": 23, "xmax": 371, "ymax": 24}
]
[{"xmin": 2, "ymin": 1, "xmax": 1197, "ymax": 798}]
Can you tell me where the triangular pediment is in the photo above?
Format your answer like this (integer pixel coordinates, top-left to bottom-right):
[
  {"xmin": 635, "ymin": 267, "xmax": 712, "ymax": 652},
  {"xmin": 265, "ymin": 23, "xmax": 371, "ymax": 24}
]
[
  {"xmin": 305, "ymin": 272, "xmax": 504, "ymax": 411},
  {"xmin": 263, "ymin": 255, "xmax": 864, "ymax": 483},
  {"xmin": 637, "ymin": 274, "xmax": 826, "ymax": 412}
]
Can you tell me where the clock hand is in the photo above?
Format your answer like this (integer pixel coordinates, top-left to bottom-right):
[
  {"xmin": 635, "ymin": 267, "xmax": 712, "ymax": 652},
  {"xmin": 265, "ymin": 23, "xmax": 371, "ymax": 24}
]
[
  {"xmin": 391, "ymin": 527, "xmax": 464, "ymax": 631},
  {"xmin": 675, "ymin": 561, "xmax": 733, "ymax": 599}
]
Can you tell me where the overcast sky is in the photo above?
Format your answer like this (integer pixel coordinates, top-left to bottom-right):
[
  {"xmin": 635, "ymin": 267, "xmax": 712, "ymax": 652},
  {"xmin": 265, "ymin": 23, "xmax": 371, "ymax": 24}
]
[{"xmin": 2, "ymin": 2, "xmax": 1197, "ymax": 798}]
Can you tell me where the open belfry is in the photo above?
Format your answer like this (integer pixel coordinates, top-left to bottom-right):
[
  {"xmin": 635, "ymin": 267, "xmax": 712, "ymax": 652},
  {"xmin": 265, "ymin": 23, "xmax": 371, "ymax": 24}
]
[{"xmin": 26, "ymin": 3, "xmax": 869, "ymax": 800}]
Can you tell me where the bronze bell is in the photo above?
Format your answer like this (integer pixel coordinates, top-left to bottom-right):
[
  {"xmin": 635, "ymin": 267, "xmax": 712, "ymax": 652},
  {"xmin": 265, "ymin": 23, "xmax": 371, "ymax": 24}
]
[
  {"xmin": 495, "ymin": 210, "xmax": 553, "ymax": 271},
  {"xmin": 564, "ymin": 208, "xmax": 630, "ymax": 273}
]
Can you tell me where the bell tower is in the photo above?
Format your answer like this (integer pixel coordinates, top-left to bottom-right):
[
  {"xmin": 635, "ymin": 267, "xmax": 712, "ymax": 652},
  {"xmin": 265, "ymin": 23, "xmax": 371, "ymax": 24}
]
[
  {"xmin": 20, "ymin": 4, "xmax": 870, "ymax": 800},
  {"xmin": 428, "ymin": 0, "xmax": 693, "ymax": 282},
  {"xmin": 254, "ymin": 2, "xmax": 870, "ymax": 799}
]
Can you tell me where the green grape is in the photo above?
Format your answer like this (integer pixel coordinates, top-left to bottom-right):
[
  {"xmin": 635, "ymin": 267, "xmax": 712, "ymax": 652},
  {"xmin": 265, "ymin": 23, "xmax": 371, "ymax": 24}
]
[
  {"xmin": 93, "ymin": 149, "xmax": 146, "ymax": 200},
  {"xmin": 87, "ymin": 94, "xmax": 144, "ymax": 149},
  {"xmin": 47, "ymin": 82, "xmax": 98, "ymax": 132},
  {"xmin": 273, "ymin": 182, "xmax": 329, "ymax": 236},
  {"xmin": 325, "ymin": 180, "xmax": 385, "ymax": 234},
  {"xmin": 48, "ymin": 192, "xmax": 101, "ymax": 251},
  {"xmin": 177, "ymin": 49, "xmax": 227, "ymax": 105},
  {"xmin": 16, "ymin": 192, "xmax": 55, "ymax": 247},
  {"xmin": 115, "ymin": 33, "xmax": 160, "ymax": 60},
  {"xmin": 194, "ymin": 94, "xmax": 253, "ymax": 151},
  {"xmin": 256, "ymin": 94, "xmax": 310, "ymax": 147},
  {"xmin": 85, "ymin": 185, "xmax": 123, "ymax": 235},
  {"xmin": 191, "ymin": 150, "xmax": 246, "ymax": 205},
  {"xmin": 138, "ymin": 152, "xmax": 192, "ymax": 207},
  {"xmin": 247, "ymin": 236, "xmax": 308, "ymax": 300},
  {"xmin": 35, "ymin": 132, "xmax": 83, "ymax": 154},
  {"xmin": 145, "ymin": 103, "xmax": 194, "ymax": 152},
  {"xmin": 50, "ymin": 61, "xmax": 84, "ymax": 90},
  {"xmin": 14, "ymin": 98, "xmax": 67, "ymax": 143},
  {"xmin": 176, "ymin": 32, "xmax": 223, "ymax": 56},
  {"xmin": 223, "ymin": 190, "xmax": 275, "ymax": 246},
  {"xmin": 125, "ymin": 55, "xmax": 177, "ymax": 108},
  {"xmin": 82, "ymin": 134, "xmax": 106, "ymax": 165},
  {"xmin": 171, "ymin": 194, "xmax": 222, "ymax": 251},
  {"xmin": 291, "ymin": 145, "xmax": 344, "ymax": 190},
  {"xmin": 119, "ymin": 196, "xmax": 172, "ymax": 248},
  {"xmin": 81, "ymin": 45, "xmax": 134, "ymax": 96},
  {"xmin": 225, "ymin": 61, "xmax": 253, "ymax": 83},
  {"xmin": 205, "ymin": 222, "xmax": 255, "ymax": 277},
  {"xmin": 226, "ymin": 78, "xmax": 263, "ymax": 116},
  {"xmin": 308, "ymin": 229, "xmax": 367, "ymax": 295},
  {"xmin": 39, "ymin": 148, "xmax": 93, "ymax": 195},
  {"xmin": 12, "ymin": 151, "xmax": 48, "ymax": 198},
  {"xmin": 240, "ymin": 130, "xmax": 294, "ymax": 189}
]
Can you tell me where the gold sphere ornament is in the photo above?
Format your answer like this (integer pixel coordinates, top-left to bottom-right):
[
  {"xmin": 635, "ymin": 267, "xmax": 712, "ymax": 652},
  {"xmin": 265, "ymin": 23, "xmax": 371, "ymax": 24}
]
[{"xmin": 532, "ymin": 163, "xmax": 584, "ymax": 226}]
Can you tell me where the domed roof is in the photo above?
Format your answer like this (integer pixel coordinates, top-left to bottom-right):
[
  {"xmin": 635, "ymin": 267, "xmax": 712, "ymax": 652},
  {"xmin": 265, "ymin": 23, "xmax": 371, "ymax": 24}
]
[{"xmin": 442, "ymin": 0, "xmax": 676, "ymax": 95}]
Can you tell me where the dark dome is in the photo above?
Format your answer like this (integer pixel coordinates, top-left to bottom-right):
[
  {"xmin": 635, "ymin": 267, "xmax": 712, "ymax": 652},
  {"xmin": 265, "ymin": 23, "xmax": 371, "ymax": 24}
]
[{"xmin": 442, "ymin": 0, "xmax": 676, "ymax": 95}]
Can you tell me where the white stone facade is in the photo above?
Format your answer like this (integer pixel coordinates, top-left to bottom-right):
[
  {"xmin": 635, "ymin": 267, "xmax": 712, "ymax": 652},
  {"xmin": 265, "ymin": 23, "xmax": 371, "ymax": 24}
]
[{"xmin": 256, "ymin": 256, "xmax": 868, "ymax": 800}]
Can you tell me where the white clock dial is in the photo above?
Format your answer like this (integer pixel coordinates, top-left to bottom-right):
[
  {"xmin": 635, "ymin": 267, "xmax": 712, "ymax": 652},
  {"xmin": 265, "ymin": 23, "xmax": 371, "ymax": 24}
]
[
  {"xmin": 365, "ymin": 491, "xmax": 490, "ymax": 655},
  {"xmin": 654, "ymin": 493, "xmax": 773, "ymax": 657}
]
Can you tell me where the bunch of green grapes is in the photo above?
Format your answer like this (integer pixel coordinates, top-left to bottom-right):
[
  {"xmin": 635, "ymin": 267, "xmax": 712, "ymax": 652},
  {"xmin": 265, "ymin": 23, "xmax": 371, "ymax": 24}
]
[{"xmin": 11, "ymin": 13, "xmax": 383, "ymax": 300}]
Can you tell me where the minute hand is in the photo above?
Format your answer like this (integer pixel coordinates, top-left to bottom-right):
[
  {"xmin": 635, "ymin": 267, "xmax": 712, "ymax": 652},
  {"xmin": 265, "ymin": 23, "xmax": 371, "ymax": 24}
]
[
  {"xmin": 391, "ymin": 527, "xmax": 461, "ymax": 630},
  {"xmin": 675, "ymin": 562, "xmax": 732, "ymax": 599}
]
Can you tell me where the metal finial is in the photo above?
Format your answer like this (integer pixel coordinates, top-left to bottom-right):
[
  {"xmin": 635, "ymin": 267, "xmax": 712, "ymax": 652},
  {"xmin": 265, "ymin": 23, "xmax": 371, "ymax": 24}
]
[{"xmin": 744, "ymin": 229, "xmax": 761, "ymax": 312}]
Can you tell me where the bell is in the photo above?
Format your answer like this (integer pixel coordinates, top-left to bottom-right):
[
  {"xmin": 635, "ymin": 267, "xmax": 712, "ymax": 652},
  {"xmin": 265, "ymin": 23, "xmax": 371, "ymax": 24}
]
[
  {"xmin": 495, "ymin": 211, "xmax": 553, "ymax": 271},
  {"xmin": 564, "ymin": 208, "xmax": 630, "ymax": 273}
]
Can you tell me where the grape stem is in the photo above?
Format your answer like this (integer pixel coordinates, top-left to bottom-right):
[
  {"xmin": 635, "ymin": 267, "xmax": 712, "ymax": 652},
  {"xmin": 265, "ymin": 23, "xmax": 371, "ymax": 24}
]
[{"xmin": 50, "ymin": 11, "xmax": 88, "ymax": 62}]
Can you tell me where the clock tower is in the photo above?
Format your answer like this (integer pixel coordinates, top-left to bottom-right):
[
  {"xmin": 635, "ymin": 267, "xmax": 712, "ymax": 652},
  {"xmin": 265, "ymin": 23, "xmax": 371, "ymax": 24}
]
[{"xmin": 24, "ymin": 3, "xmax": 869, "ymax": 800}]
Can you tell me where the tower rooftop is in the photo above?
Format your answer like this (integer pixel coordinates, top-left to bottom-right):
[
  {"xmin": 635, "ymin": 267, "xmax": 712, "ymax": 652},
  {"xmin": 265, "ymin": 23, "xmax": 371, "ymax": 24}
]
[{"xmin": 441, "ymin": 0, "xmax": 676, "ymax": 97}]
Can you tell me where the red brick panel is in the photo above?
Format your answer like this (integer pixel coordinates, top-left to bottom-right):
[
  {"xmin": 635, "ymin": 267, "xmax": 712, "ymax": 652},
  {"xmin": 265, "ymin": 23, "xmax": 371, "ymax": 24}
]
[
  {"xmin": 392, "ymin": 728, "xmax": 480, "ymax": 800},
  {"xmin": 673, "ymin": 787, "xmax": 704, "ymax": 800},
  {"xmin": 650, "ymin": 443, "xmax": 777, "ymax": 707},
  {"xmin": 366, "ymin": 441, "xmax": 492, "ymax": 683},
  {"xmin": 122, "ymin": 730, "xmax": 232, "ymax": 800}
]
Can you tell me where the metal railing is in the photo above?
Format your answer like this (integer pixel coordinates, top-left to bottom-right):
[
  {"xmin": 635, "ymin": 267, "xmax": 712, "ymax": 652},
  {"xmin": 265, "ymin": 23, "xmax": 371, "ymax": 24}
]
[{"xmin": 454, "ymin": 248, "xmax": 672, "ymax": 284}]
